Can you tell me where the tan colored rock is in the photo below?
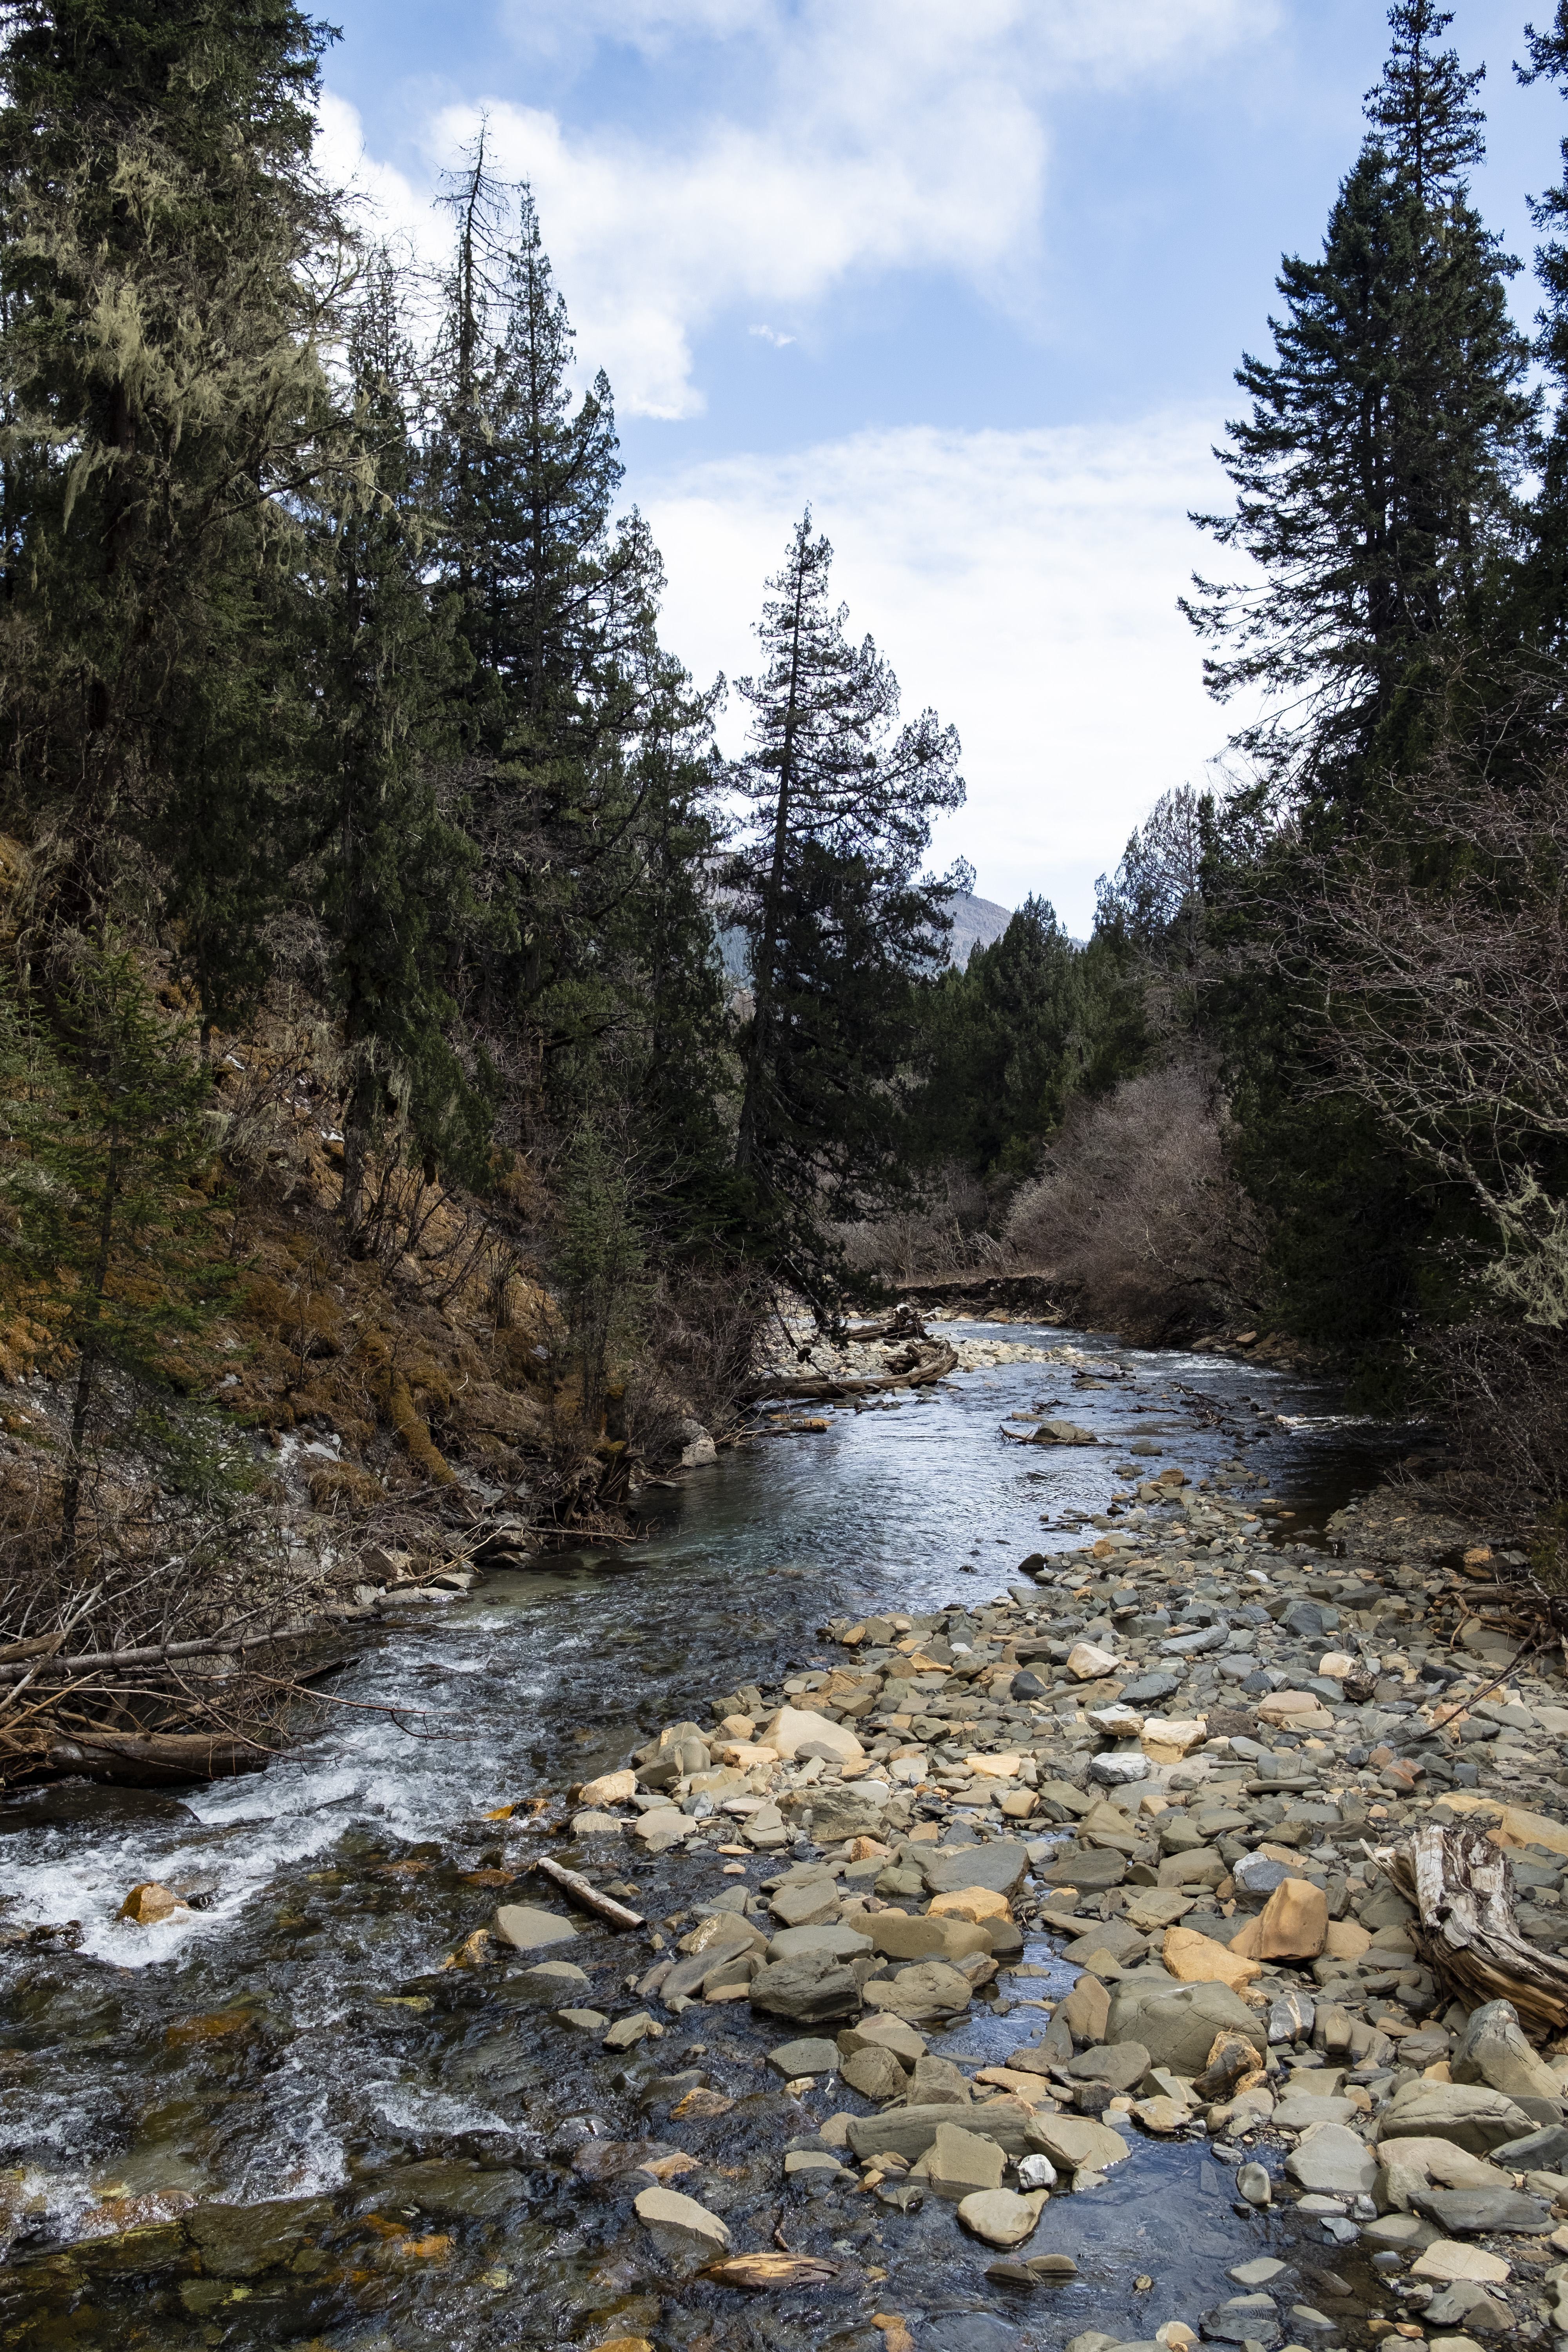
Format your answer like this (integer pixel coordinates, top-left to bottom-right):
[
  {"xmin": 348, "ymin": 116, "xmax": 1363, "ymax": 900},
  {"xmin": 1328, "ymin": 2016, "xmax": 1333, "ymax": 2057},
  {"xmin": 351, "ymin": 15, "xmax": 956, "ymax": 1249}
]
[
  {"xmin": 1032, "ymin": 2114, "xmax": 1130, "ymax": 2171},
  {"xmin": 1256, "ymin": 1690, "xmax": 1336, "ymax": 1727},
  {"xmin": 716, "ymin": 1712, "xmax": 755, "ymax": 1739},
  {"xmin": 839, "ymin": 2014, "xmax": 927, "ymax": 2065},
  {"xmin": 1000, "ymin": 1789, "xmax": 1038, "ymax": 1819},
  {"xmin": 717, "ymin": 1740, "xmax": 780, "ymax": 1768},
  {"xmin": 929, "ymin": 1887, "xmax": 1010, "ymax": 1923},
  {"xmin": 1141, "ymin": 1717, "xmax": 1208, "ymax": 1760},
  {"xmin": 964, "ymin": 1751, "xmax": 1022, "ymax": 1779},
  {"xmin": 1411, "ymin": 2242, "xmax": 1512, "ymax": 2285},
  {"xmin": 1316, "ymin": 1652, "xmax": 1356, "ymax": 1680},
  {"xmin": 1123, "ymin": 1889, "xmax": 1198, "ymax": 1933},
  {"xmin": 972, "ymin": 2067, "xmax": 1058, "ymax": 2106},
  {"xmin": 633, "ymin": 2185, "xmax": 732, "ymax": 2269},
  {"xmin": 758, "ymin": 1706, "xmax": 864, "ymax": 1763},
  {"xmin": 578, "ymin": 1768, "xmax": 637, "ymax": 1807},
  {"xmin": 1065, "ymin": 1641, "xmax": 1122, "ymax": 1681},
  {"xmin": 842, "ymin": 2045, "xmax": 907, "ymax": 2101},
  {"xmin": 1131, "ymin": 2095, "xmax": 1189, "ymax": 2134},
  {"xmin": 1163, "ymin": 1926, "xmax": 1261, "ymax": 1992},
  {"xmin": 957, "ymin": 2187, "xmax": 1048, "ymax": 2247},
  {"xmin": 1324, "ymin": 1918, "xmax": 1371, "ymax": 1960},
  {"xmin": 925, "ymin": 2122, "xmax": 1006, "ymax": 2199},
  {"xmin": 1087, "ymin": 1705, "xmax": 1145, "ymax": 1736},
  {"xmin": 1252, "ymin": 1878, "xmax": 1328, "ymax": 1961},
  {"xmin": 118, "ymin": 1882, "xmax": 189, "ymax": 1927},
  {"xmin": 866, "ymin": 1912, "xmax": 990, "ymax": 1962}
]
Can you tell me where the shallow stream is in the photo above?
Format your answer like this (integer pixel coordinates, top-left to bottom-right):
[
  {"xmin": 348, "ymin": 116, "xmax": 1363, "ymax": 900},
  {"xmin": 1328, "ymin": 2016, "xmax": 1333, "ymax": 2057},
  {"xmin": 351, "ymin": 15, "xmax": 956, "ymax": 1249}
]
[{"xmin": 0, "ymin": 1323, "xmax": 1415, "ymax": 2352}]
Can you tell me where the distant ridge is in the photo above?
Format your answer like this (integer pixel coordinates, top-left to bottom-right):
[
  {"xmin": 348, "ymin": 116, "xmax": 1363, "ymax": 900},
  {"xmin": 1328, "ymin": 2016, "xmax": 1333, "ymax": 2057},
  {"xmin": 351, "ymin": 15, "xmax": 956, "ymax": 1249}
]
[
  {"xmin": 714, "ymin": 888, "xmax": 1014, "ymax": 984},
  {"xmin": 943, "ymin": 890, "xmax": 1013, "ymax": 963}
]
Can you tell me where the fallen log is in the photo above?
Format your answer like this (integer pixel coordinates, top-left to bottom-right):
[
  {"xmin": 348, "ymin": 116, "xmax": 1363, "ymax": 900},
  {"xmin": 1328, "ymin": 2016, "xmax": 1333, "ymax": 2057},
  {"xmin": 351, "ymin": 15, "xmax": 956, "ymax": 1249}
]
[
  {"xmin": 529, "ymin": 1852, "xmax": 644, "ymax": 1931},
  {"xmin": 744, "ymin": 1341, "xmax": 957, "ymax": 1404},
  {"xmin": 1386, "ymin": 1821, "xmax": 1568, "ymax": 2037},
  {"xmin": 42, "ymin": 1731, "xmax": 273, "ymax": 1786}
]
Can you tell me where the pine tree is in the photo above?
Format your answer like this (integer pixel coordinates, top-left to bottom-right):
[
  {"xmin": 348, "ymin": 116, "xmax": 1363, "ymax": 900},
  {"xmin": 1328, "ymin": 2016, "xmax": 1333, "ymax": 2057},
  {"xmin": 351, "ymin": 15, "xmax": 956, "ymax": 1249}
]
[
  {"xmin": 728, "ymin": 515, "xmax": 965, "ymax": 1271},
  {"xmin": 0, "ymin": 0, "xmax": 350, "ymax": 1018},
  {"xmin": 1514, "ymin": 7, "xmax": 1568, "ymax": 643},
  {"xmin": 310, "ymin": 256, "xmax": 490, "ymax": 1235},
  {"xmin": 1185, "ymin": 4, "xmax": 1533, "ymax": 812}
]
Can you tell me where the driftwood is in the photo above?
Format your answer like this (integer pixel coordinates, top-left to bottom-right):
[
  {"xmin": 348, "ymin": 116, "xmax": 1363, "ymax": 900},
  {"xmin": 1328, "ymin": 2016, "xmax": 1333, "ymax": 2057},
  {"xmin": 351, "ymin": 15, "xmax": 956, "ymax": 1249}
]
[
  {"xmin": 530, "ymin": 1853, "xmax": 644, "ymax": 1931},
  {"xmin": 745, "ymin": 1341, "xmax": 957, "ymax": 1404},
  {"xmin": 703, "ymin": 2253, "xmax": 841, "ymax": 2290},
  {"xmin": 835, "ymin": 1305, "xmax": 927, "ymax": 1344},
  {"xmin": 1387, "ymin": 1821, "xmax": 1568, "ymax": 2036},
  {"xmin": 44, "ymin": 1731, "xmax": 272, "ymax": 1784}
]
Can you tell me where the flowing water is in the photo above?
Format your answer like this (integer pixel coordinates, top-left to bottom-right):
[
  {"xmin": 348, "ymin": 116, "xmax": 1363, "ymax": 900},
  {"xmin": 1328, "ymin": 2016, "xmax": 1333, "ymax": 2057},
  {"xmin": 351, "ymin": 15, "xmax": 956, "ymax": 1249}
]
[{"xmin": 0, "ymin": 1323, "xmax": 1414, "ymax": 2352}]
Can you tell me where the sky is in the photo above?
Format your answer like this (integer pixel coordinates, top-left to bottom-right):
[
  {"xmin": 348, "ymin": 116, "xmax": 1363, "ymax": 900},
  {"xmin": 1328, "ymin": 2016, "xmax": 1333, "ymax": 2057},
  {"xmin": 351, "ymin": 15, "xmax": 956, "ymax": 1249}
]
[{"xmin": 314, "ymin": 1, "xmax": 1568, "ymax": 928}]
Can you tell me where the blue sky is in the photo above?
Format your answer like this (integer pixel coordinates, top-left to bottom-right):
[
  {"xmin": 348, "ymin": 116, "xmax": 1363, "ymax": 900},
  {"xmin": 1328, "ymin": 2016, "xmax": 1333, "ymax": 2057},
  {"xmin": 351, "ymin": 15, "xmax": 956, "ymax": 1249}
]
[{"xmin": 317, "ymin": 2, "xmax": 1568, "ymax": 927}]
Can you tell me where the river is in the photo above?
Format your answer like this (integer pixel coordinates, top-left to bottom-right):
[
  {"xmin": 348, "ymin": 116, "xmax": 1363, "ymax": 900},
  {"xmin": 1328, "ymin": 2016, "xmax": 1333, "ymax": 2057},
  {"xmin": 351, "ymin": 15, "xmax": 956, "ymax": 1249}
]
[{"xmin": 0, "ymin": 1319, "xmax": 1413, "ymax": 2351}]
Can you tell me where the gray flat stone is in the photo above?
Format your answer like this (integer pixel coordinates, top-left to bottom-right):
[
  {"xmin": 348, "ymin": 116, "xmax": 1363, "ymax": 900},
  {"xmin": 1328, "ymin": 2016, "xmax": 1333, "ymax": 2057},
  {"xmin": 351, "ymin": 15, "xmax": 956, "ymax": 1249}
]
[
  {"xmin": 494, "ymin": 1903, "xmax": 578, "ymax": 1952},
  {"xmin": 766, "ymin": 2035, "xmax": 840, "ymax": 2077},
  {"xmin": 922, "ymin": 1840, "xmax": 1030, "ymax": 1896},
  {"xmin": 1415, "ymin": 2188, "xmax": 1555, "ymax": 2234}
]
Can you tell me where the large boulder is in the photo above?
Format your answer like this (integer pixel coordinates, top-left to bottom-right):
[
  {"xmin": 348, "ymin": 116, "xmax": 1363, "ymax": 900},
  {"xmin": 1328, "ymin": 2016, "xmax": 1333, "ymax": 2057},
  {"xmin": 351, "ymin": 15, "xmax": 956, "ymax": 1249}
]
[
  {"xmin": 748, "ymin": 1952, "xmax": 862, "ymax": 2026},
  {"xmin": 1378, "ymin": 2081, "xmax": 1535, "ymax": 2158},
  {"xmin": 1104, "ymin": 1979, "xmax": 1267, "ymax": 2076},
  {"xmin": 1451, "ymin": 2000, "xmax": 1563, "ymax": 2104}
]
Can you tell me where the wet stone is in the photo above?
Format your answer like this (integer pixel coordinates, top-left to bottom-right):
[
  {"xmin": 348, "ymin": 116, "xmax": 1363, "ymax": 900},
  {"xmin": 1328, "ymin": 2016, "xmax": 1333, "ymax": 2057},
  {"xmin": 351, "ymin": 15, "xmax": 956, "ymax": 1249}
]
[{"xmin": 766, "ymin": 2035, "xmax": 841, "ymax": 2077}]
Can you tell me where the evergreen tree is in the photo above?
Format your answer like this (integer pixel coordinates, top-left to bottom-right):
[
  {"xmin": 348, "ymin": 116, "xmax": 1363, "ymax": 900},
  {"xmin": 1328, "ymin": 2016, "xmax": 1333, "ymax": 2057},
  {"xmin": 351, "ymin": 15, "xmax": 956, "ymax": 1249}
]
[
  {"xmin": 1515, "ymin": 7, "xmax": 1568, "ymax": 644},
  {"xmin": 1185, "ymin": 3, "xmax": 1533, "ymax": 813},
  {"xmin": 728, "ymin": 514, "xmax": 965, "ymax": 1273},
  {"xmin": 0, "ymin": 0, "xmax": 350, "ymax": 1020},
  {"xmin": 310, "ymin": 256, "xmax": 490, "ymax": 1234}
]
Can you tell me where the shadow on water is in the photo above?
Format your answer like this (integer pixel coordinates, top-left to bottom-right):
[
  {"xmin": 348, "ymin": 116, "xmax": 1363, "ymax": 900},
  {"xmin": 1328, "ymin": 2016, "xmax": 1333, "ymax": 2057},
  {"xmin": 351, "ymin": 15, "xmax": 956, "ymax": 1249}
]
[{"xmin": 0, "ymin": 1321, "xmax": 1416, "ymax": 2350}]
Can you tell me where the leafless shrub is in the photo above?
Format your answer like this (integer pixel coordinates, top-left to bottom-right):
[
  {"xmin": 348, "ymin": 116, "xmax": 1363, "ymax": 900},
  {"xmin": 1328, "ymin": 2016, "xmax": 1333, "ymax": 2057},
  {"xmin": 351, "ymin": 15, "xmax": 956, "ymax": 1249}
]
[
  {"xmin": 1002, "ymin": 1063, "xmax": 1266, "ymax": 1343},
  {"xmin": 625, "ymin": 1263, "xmax": 767, "ymax": 1459},
  {"xmin": 835, "ymin": 1162, "xmax": 1004, "ymax": 1284},
  {"xmin": 1417, "ymin": 1319, "xmax": 1568, "ymax": 1523}
]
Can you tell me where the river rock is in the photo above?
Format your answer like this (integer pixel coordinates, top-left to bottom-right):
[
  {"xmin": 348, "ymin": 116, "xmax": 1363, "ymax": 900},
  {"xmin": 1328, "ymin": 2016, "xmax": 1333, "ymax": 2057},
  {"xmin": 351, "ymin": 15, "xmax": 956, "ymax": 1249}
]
[
  {"xmin": 809, "ymin": 1786, "xmax": 892, "ymax": 1843},
  {"xmin": 1106, "ymin": 1980, "xmax": 1267, "ymax": 2074},
  {"xmin": 1038, "ymin": 1847, "xmax": 1126, "ymax": 1889},
  {"xmin": 1250, "ymin": 1878, "xmax": 1328, "ymax": 1960},
  {"xmin": 847, "ymin": 2103, "xmax": 1054, "ymax": 2163},
  {"xmin": 1066, "ymin": 1641, "xmax": 1122, "ymax": 1680},
  {"xmin": 770, "ymin": 1875, "xmax": 842, "ymax": 1928},
  {"xmin": 1378, "ymin": 2082, "xmax": 1535, "ymax": 2157},
  {"xmin": 1416, "ymin": 2188, "xmax": 1555, "ymax": 2234},
  {"xmin": 1285, "ymin": 2123, "xmax": 1379, "ymax": 2195},
  {"xmin": 633, "ymin": 2184, "xmax": 731, "ymax": 2269},
  {"xmin": 867, "ymin": 1912, "xmax": 990, "ymax": 1962},
  {"xmin": 766, "ymin": 2035, "xmax": 840, "ymax": 2077},
  {"xmin": 769, "ymin": 1923, "xmax": 872, "ymax": 1964},
  {"xmin": 1201, "ymin": 2294, "xmax": 1280, "ymax": 2346},
  {"xmin": 959, "ymin": 2187, "xmax": 1048, "ymax": 2247},
  {"xmin": 923, "ymin": 1841, "xmax": 1030, "ymax": 1896},
  {"xmin": 494, "ymin": 1904, "xmax": 579, "ymax": 1953},
  {"xmin": 759, "ymin": 1706, "xmax": 864, "ymax": 1763},
  {"xmin": 1410, "ymin": 2242, "xmax": 1512, "ymax": 2285},
  {"xmin": 1163, "ymin": 1925, "xmax": 1259, "ymax": 1990},
  {"xmin": 863, "ymin": 1959, "xmax": 973, "ymax": 2020},
  {"xmin": 1065, "ymin": 2040, "xmax": 1150, "ymax": 2092},
  {"xmin": 1451, "ymin": 1999, "xmax": 1563, "ymax": 2102},
  {"xmin": 839, "ymin": 2014, "xmax": 926, "ymax": 2065},
  {"xmin": 842, "ymin": 2044, "xmax": 906, "ymax": 2100},
  {"xmin": 579, "ymin": 1769, "xmax": 637, "ymax": 1807},
  {"xmin": 1375, "ymin": 2138, "xmax": 1514, "ymax": 2211},
  {"xmin": 118, "ymin": 1882, "xmax": 189, "ymax": 1926},
  {"xmin": 1089, "ymin": 1752, "xmax": 1149, "ymax": 1787},
  {"xmin": 749, "ymin": 1953, "xmax": 862, "ymax": 2025},
  {"xmin": 633, "ymin": 1807, "xmax": 691, "ymax": 1853},
  {"xmin": 926, "ymin": 2122, "xmax": 1007, "ymax": 2198},
  {"xmin": 1032, "ymin": 2115, "xmax": 1130, "ymax": 2171}
]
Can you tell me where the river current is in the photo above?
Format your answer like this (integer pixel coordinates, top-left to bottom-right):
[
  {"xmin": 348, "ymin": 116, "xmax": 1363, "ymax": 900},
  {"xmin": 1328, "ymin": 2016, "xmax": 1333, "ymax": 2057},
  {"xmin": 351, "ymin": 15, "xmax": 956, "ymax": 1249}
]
[{"xmin": 0, "ymin": 1321, "xmax": 1413, "ymax": 2351}]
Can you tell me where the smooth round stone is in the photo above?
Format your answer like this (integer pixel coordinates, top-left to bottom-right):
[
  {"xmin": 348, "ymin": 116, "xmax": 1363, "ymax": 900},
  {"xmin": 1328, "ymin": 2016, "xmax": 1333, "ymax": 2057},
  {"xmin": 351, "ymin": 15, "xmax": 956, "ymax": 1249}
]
[{"xmin": 957, "ymin": 2187, "xmax": 1049, "ymax": 2248}]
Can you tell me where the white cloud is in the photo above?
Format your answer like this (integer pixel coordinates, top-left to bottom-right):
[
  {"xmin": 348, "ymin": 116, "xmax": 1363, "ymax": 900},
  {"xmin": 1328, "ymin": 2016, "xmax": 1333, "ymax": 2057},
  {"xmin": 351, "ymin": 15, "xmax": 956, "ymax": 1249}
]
[
  {"xmin": 323, "ymin": 0, "xmax": 1279, "ymax": 417},
  {"xmin": 642, "ymin": 416, "xmax": 1242, "ymax": 929},
  {"xmin": 748, "ymin": 324, "xmax": 795, "ymax": 347}
]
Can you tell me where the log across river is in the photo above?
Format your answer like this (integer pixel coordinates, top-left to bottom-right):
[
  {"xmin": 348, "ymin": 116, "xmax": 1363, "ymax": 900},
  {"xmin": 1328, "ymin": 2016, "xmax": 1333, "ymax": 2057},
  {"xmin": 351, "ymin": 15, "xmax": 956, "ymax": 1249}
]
[{"xmin": 0, "ymin": 1320, "xmax": 1445, "ymax": 2351}]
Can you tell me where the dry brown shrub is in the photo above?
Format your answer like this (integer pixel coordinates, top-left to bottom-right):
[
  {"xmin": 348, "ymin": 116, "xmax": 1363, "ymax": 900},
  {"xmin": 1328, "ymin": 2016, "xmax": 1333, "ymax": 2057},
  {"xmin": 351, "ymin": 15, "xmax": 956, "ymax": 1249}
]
[
  {"xmin": 625, "ymin": 1265, "xmax": 766, "ymax": 1461},
  {"xmin": 1002, "ymin": 1063, "xmax": 1266, "ymax": 1344},
  {"xmin": 835, "ymin": 1162, "xmax": 1004, "ymax": 1285}
]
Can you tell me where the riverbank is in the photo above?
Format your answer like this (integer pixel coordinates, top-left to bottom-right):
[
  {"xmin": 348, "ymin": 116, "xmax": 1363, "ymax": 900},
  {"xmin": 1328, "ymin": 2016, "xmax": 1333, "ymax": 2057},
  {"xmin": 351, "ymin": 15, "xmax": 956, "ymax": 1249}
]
[{"xmin": 4, "ymin": 1318, "xmax": 1553, "ymax": 2352}]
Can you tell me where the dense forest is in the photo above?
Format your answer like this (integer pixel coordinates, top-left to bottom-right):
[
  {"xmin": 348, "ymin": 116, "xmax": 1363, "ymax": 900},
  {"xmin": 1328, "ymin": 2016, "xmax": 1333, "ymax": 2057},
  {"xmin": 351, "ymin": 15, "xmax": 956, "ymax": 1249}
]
[{"xmin": 2, "ymin": 1, "xmax": 1568, "ymax": 1768}]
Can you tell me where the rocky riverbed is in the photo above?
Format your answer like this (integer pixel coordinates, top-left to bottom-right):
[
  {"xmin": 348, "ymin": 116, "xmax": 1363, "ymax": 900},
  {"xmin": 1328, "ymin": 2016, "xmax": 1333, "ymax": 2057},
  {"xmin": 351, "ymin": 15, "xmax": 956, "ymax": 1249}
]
[{"xmin": 2, "ymin": 1321, "xmax": 1561, "ymax": 2352}]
